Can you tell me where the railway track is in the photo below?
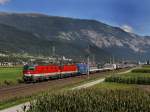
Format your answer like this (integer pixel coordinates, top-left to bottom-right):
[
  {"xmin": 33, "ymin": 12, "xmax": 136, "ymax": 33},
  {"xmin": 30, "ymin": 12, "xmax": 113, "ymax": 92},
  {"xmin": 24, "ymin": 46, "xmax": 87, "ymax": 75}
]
[
  {"xmin": 0, "ymin": 78, "xmax": 73, "ymax": 93},
  {"xmin": 0, "ymin": 74, "xmax": 91, "ymax": 101},
  {"xmin": 0, "ymin": 74, "xmax": 88, "ymax": 91},
  {"xmin": 0, "ymin": 84, "xmax": 33, "ymax": 92}
]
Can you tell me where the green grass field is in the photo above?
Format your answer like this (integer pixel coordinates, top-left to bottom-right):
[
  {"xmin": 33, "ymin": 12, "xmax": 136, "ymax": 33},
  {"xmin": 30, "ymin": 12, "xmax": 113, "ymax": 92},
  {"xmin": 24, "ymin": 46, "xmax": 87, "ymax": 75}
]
[
  {"xmin": 0, "ymin": 67, "xmax": 23, "ymax": 85},
  {"xmin": 92, "ymin": 82, "xmax": 134, "ymax": 90},
  {"xmin": 142, "ymin": 65, "xmax": 150, "ymax": 68},
  {"xmin": 132, "ymin": 68, "xmax": 150, "ymax": 73}
]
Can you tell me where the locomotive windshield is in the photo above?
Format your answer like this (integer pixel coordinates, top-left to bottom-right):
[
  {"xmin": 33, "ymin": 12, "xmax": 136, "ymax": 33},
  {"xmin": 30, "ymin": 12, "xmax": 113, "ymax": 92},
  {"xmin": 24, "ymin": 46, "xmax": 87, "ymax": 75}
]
[{"xmin": 23, "ymin": 65, "xmax": 35, "ymax": 71}]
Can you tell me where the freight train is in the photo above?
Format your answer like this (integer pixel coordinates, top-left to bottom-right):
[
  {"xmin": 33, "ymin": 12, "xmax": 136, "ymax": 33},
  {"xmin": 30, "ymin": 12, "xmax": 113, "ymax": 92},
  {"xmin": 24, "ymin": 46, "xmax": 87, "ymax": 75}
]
[{"xmin": 23, "ymin": 63, "xmax": 135, "ymax": 82}]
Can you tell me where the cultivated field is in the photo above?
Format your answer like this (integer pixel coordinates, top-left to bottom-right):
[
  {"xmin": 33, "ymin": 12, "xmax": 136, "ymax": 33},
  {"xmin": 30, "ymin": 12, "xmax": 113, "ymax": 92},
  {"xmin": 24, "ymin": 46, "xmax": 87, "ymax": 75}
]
[
  {"xmin": 29, "ymin": 89, "xmax": 150, "ymax": 112},
  {"xmin": 26, "ymin": 83, "xmax": 150, "ymax": 112}
]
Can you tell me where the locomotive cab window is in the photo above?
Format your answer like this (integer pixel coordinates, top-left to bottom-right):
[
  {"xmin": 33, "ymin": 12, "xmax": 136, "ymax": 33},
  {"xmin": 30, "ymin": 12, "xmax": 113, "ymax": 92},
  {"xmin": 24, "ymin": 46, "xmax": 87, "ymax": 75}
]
[
  {"xmin": 23, "ymin": 65, "xmax": 35, "ymax": 71},
  {"xmin": 28, "ymin": 67, "xmax": 35, "ymax": 70},
  {"xmin": 23, "ymin": 65, "xmax": 29, "ymax": 70}
]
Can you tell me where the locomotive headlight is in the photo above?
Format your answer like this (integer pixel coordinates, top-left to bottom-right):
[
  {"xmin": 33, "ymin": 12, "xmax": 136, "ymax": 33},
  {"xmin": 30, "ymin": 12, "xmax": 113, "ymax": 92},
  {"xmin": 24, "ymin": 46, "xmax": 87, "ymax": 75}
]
[{"xmin": 24, "ymin": 73, "xmax": 31, "ymax": 76}]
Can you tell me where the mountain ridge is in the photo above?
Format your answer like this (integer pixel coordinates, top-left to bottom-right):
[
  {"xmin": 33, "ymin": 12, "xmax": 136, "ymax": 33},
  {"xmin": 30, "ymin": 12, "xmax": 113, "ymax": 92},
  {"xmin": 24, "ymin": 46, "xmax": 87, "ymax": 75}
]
[{"xmin": 0, "ymin": 12, "xmax": 149, "ymax": 61}]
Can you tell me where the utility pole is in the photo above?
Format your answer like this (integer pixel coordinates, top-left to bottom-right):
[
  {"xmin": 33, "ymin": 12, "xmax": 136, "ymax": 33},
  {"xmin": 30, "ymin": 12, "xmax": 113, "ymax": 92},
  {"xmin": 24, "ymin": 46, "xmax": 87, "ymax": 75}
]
[
  {"xmin": 112, "ymin": 56, "xmax": 115, "ymax": 64},
  {"xmin": 110, "ymin": 56, "xmax": 112, "ymax": 64},
  {"xmin": 112, "ymin": 56, "xmax": 115, "ymax": 75},
  {"xmin": 87, "ymin": 56, "xmax": 90, "ymax": 77},
  {"xmin": 52, "ymin": 46, "xmax": 55, "ymax": 57},
  {"xmin": 139, "ymin": 48, "xmax": 142, "ymax": 66},
  {"xmin": 52, "ymin": 46, "xmax": 56, "ymax": 64},
  {"xmin": 92, "ymin": 55, "xmax": 95, "ymax": 65},
  {"xmin": 122, "ymin": 57, "xmax": 124, "ymax": 64},
  {"xmin": 87, "ymin": 45, "xmax": 90, "ymax": 77}
]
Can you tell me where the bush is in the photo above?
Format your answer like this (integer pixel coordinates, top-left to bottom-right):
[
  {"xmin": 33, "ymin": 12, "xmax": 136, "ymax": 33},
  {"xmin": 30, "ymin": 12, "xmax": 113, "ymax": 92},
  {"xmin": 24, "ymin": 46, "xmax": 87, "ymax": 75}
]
[
  {"xmin": 26, "ymin": 89, "xmax": 150, "ymax": 112},
  {"xmin": 105, "ymin": 76, "xmax": 150, "ymax": 85},
  {"xmin": 3, "ymin": 80, "xmax": 13, "ymax": 86},
  {"xmin": 142, "ymin": 65, "xmax": 150, "ymax": 68},
  {"xmin": 132, "ymin": 69, "xmax": 150, "ymax": 73},
  {"xmin": 17, "ymin": 79, "xmax": 24, "ymax": 83}
]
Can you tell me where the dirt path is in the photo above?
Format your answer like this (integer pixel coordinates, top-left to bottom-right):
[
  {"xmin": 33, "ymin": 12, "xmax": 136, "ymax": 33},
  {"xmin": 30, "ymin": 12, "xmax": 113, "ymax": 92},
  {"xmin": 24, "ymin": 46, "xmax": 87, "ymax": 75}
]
[
  {"xmin": 71, "ymin": 78, "xmax": 105, "ymax": 90},
  {"xmin": 0, "ymin": 102, "xmax": 30, "ymax": 112},
  {"xmin": 117, "ymin": 67, "xmax": 140, "ymax": 75}
]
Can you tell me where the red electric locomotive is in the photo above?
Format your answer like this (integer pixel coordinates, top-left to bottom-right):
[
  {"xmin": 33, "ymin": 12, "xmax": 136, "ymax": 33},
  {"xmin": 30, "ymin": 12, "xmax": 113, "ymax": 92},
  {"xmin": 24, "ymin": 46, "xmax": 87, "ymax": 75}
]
[{"xmin": 60, "ymin": 65, "xmax": 78, "ymax": 78}]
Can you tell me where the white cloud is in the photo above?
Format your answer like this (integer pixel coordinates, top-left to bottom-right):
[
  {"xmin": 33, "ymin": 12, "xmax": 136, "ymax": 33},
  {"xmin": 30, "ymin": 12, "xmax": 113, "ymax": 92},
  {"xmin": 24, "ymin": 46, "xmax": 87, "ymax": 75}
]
[
  {"xmin": 121, "ymin": 25, "xmax": 133, "ymax": 33},
  {"xmin": 0, "ymin": 0, "xmax": 10, "ymax": 5}
]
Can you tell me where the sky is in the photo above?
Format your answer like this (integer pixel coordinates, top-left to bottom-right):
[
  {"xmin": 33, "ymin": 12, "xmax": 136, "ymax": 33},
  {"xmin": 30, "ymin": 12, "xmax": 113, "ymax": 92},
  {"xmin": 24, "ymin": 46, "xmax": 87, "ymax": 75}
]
[{"xmin": 0, "ymin": 0, "xmax": 150, "ymax": 36}]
